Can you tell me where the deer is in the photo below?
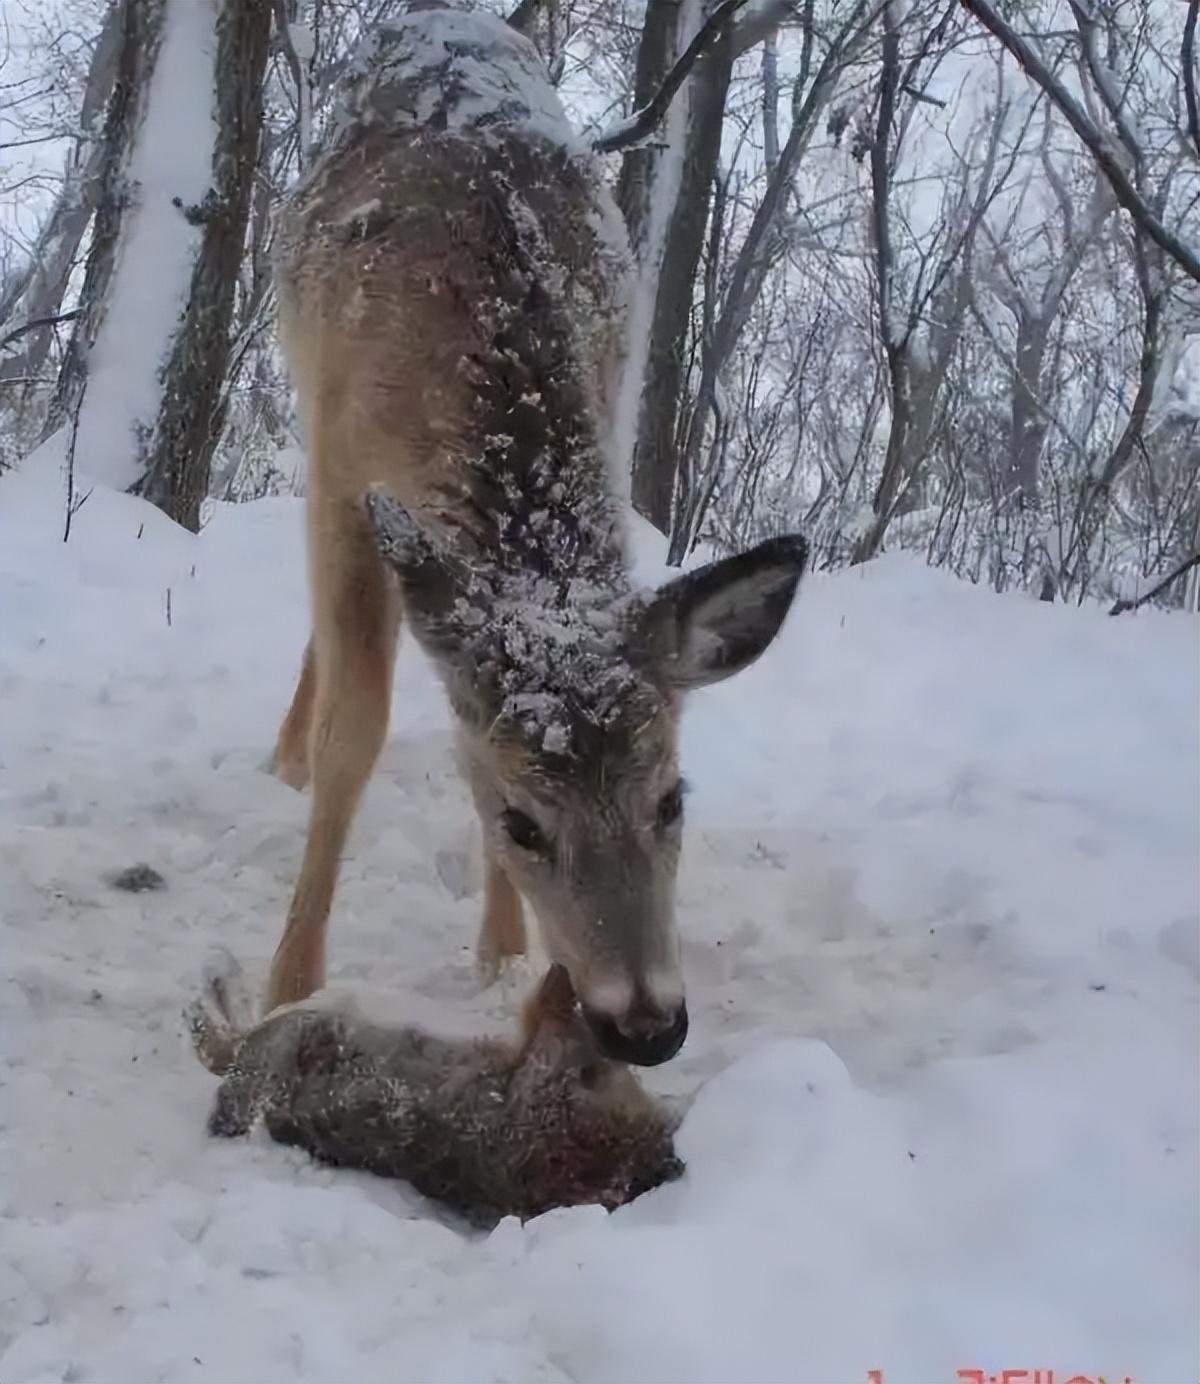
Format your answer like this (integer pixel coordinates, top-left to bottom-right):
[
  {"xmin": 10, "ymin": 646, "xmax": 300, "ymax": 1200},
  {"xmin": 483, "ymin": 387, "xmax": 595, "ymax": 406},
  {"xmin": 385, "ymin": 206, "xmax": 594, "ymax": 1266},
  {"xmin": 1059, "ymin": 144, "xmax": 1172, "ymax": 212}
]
[{"xmin": 265, "ymin": 0, "xmax": 808, "ymax": 1067}]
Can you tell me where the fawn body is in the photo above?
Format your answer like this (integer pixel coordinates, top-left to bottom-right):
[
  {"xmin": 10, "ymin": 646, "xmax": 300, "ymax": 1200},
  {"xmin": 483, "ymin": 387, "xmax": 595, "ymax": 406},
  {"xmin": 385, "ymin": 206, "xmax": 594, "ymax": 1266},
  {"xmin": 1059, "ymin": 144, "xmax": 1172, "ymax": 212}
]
[{"xmin": 189, "ymin": 956, "xmax": 682, "ymax": 1225}]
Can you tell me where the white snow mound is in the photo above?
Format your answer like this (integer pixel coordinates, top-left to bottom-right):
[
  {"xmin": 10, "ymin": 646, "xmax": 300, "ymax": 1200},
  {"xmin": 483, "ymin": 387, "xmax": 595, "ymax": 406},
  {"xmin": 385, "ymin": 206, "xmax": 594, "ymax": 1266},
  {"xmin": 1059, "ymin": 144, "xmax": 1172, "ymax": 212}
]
[{"xmin": 0, "ymin": 461, "xmax": 1196, "ymax": 1382}]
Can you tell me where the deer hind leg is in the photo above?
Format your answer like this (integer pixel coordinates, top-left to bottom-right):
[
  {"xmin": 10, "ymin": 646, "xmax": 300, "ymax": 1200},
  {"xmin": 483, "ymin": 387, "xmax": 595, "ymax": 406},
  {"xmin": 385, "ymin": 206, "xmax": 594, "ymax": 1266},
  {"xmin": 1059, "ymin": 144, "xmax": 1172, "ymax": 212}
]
[
  {"xmin": 477, "ymin": 847, "xmax": 527, "ymax": 981},
  {"xmin": 266, "ymin": 495, "xmax": 400, "ymax": 1011},
  {"xmin": 272, "ymin": 638, "xmax": 316, "ymax": 790}
]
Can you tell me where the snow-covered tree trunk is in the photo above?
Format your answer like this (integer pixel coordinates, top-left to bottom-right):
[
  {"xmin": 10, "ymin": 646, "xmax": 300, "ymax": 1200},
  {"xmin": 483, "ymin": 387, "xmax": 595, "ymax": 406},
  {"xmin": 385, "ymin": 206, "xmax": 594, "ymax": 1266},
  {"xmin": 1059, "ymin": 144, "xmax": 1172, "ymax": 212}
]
[
  {"xmin": 44, "ymin": 0, "xmax": 171, "ymax": 443},
  {"xmin": 134, "ymin": 0, "xmax": 272, "ymax": 529},
  {"xmin": 613, "ymin": 0, "xmax": 706, "ymax": 535},
  {"xmin": 628, "ymin": 32, "xmax": 733, "ymax": 536},
  {"xmin": 50, "ymin": 0, "xmax": 270, "ymax": 533}
]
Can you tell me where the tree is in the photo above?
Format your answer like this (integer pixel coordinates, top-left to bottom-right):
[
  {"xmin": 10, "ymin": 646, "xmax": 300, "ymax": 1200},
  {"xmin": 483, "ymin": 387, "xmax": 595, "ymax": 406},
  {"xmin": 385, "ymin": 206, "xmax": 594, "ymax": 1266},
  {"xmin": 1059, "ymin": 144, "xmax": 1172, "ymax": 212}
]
[{"xmin": 48, "ymin": 0, "xmax": 271, "ymax": 533}]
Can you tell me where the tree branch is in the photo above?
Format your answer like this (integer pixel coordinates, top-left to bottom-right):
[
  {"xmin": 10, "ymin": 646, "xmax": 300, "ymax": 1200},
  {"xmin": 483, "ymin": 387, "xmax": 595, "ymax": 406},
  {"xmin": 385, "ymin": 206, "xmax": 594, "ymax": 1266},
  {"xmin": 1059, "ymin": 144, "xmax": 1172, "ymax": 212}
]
[
  {"xmin": 1109, "ymin": 550, "xmax": 1200, "ymax": 614},
  {"xmin": 593, "ymin": 0, "xmax": 752, "ymax": 153},
  {"xmin": 956, "ymin": 0, "xmax": 1200, "ymax": 283},
  {"xmin": 732, "ymin": 0, "xmax": 794, "ymax": 59},
  {"xmin": 0, "ymin": 310, "xmax": 80, "ymax": 353},
  {"xmin": 272, "ymin": 0, "xmax": 311, "ymax": 172}
]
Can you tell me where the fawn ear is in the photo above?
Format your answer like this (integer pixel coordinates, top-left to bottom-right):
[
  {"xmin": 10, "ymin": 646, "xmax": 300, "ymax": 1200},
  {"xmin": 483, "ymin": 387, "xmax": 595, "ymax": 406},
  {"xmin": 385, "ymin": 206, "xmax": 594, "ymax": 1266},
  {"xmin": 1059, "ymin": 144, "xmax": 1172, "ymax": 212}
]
[
  {"xmin": 519, "ymin": 964, "xmax": 580, "ymax": 1044},
  {"xmin": 632, "ymin": 534, "xmax": 808, "ymax": 692}
]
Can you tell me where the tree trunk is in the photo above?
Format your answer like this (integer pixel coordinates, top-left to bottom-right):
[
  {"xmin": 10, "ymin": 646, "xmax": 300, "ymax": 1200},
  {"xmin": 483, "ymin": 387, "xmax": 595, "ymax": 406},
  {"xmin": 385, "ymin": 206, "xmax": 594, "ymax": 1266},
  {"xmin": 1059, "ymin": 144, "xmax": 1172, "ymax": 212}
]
[
  {"xmin": 669, "ymin": 1, "xmax": 865, "ymax": 563},
  {"xmin": 629, "ymin": 35, "xmax": 733, "ymax": 533},
  {"xmin": 1006, "ymin": 306, "xmax": 1049, "ymax": 505},
  {"xmin": 615, "ymin": 0, "xmax": 704, "ymax": 534},
  {"xmin": 44, "ymin": 0, "xmax": 169, "ymax": 441},
  {"xmin": 616, "ymin": 0, "xmax": 685, "ymax": 241},
  {"xmin": 134, "ymin": 0, "xmax": 272, "ymax": 530}
]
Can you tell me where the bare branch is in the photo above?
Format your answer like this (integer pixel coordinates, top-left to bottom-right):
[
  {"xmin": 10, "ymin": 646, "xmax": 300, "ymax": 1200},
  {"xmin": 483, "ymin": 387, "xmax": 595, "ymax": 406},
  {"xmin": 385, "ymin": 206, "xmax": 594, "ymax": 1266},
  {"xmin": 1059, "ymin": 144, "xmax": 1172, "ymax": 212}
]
[
  {"xmin": 1110, "ymin": 551, "xmax": 1200, "ymax": 614},
  {"xmin": 902, "ymin": 82, "xmax": 947, "ymax": 107},
  {"xmin": 0, "ymin": 310, "xmax": 80, "ymax": 353},
  {"xmin": 594, "ymin": 0, "xmax": 752, "ymax": 153},
  {"xmin": 272, "ymin": 0, "xmax": 311, "ymax": 172},
  {"xmin": 957, "ymin": 0, "xmax": 1200, "ymax": 283}
]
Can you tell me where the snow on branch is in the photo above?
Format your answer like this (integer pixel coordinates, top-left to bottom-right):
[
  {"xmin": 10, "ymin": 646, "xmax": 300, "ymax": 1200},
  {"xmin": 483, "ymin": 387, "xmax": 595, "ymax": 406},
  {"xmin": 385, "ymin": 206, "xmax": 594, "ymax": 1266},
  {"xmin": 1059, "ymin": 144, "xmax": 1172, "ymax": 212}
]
[
  {"xmin": 957, "ymin": 0, "xmax": 1200, "ymax": 284},
  {"xmin": 593, "ymin": 0, "xmax": 755, "ymax": 154}
]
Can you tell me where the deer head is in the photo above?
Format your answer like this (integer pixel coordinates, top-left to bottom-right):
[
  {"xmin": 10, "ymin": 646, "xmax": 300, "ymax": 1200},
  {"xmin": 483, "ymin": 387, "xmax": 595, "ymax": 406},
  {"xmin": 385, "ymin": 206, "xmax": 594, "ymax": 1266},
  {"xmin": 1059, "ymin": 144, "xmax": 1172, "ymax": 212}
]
[{"xmin": 367, "ymin": 491, "xmax": 807, "ymax": 1065}]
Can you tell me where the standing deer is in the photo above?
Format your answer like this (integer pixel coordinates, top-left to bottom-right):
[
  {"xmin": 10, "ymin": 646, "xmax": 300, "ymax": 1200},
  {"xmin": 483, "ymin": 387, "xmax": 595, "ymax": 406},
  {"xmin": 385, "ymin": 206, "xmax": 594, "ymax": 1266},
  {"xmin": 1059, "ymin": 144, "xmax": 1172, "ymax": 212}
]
[{"xmin": 266, "ymin": 0, "xmax": 807, "ymax": 1066}]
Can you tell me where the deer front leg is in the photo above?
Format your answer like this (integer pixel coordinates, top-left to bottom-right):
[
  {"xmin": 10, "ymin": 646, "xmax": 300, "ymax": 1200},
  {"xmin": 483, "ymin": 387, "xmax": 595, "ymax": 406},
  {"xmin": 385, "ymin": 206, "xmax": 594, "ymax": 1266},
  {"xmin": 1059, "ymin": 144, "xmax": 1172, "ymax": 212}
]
[
  {"xmin": 477, "ymin": 846, "xmax": 527, "ymax": 982},
  {"xmin": 267, "ymin": 497, "xmax": 399, "ymax": 1011}
]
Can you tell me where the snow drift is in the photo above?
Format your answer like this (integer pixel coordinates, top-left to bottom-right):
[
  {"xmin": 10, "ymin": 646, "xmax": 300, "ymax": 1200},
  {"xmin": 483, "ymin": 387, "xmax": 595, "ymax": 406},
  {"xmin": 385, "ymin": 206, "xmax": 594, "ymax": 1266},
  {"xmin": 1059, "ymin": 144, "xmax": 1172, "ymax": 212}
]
[{"xmin": 0, "ymin": 452, "xmax": 1196, "ymax": 1382}]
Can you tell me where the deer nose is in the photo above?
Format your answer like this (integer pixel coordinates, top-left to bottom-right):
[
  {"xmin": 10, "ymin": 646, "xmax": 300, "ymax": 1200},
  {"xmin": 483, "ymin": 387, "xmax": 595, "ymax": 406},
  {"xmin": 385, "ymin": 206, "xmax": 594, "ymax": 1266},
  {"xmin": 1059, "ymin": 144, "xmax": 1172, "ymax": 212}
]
[{"xmin": 582, "ymin": 998, "xmax": 688, "ymax": 1067}]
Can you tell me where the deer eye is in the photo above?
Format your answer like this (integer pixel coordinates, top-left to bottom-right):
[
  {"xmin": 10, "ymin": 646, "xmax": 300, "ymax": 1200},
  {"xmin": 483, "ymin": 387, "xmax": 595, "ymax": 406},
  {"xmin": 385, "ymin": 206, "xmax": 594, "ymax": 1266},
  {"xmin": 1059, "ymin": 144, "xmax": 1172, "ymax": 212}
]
[
  {"xmin": 656, "ymin": 780, "xmax": 685, "ymax": 831},
  {"xmin": 502, "ymin": 807, "xmax": 550, "ymax": 855}
]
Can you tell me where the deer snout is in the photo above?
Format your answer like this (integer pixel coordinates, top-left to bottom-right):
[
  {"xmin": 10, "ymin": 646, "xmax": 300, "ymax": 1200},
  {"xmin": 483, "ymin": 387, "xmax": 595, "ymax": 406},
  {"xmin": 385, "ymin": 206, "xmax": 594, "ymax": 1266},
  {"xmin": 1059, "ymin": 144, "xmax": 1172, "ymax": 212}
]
[{"xmin": 581, "ymin": 990, "xmax": 689, "ymax": 1067}]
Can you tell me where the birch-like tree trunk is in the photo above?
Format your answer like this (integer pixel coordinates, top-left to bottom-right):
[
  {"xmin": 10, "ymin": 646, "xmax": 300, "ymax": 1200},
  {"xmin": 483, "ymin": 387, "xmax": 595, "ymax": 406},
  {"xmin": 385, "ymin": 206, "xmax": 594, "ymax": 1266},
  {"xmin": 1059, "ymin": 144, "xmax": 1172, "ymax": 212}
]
[
  {"xmin": 49, "ymin": 0, "xmax": 271, "ymax": 533},
  {"xmin": 615, "ymin": 0, "xmax": 706, "ymax": 534},
  {"xmin": 134, "ymin": 0, "xmax": 272, "ymax": 529},
  {"xmin": 44, "ymin": 0, "xmax": 170, "ymax": 442}
]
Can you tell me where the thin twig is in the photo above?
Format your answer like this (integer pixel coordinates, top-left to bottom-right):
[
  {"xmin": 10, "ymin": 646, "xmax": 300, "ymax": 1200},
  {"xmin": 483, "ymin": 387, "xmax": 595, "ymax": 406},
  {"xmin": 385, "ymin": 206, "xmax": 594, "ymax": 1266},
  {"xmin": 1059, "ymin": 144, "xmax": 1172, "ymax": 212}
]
[{"xmin": 957, "ymin": 0, "xmax": 1200, "ymax": 283}]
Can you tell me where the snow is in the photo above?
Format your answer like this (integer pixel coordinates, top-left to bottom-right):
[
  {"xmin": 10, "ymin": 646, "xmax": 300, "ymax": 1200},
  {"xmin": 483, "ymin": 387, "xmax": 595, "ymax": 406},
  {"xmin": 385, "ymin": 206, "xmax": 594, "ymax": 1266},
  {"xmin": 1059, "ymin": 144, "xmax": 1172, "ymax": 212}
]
[
  {"xmin": 69, "ymin": 0, "xmax": 218, "ymax": 492},
  {"xmin": 1, "ymin": 453, "xmax": 1197, "ymax": 1382},
  {"xmin": 333, "ymin": 3, "xmax": 579, "ymax": 154},
  {"xmin": 288, "ymin": 21, "xmax": 315, "ymax": 63}
]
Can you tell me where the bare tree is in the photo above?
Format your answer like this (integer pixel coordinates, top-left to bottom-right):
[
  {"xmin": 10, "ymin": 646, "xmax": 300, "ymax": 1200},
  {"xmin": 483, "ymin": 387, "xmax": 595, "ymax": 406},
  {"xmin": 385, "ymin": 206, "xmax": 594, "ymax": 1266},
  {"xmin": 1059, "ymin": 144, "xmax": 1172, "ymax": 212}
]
[
  {"xmin": 134, "ymin": 0, "xmax": 273, "ymax": 529},
  {"xmin": 956, "ymin": 0, "xmax": 1200, "ymax": 283},
  {"xmin": 45, "ymin": 0, "xmax": 169, "ymax": 443},
  {"xmin": 670, "ymin": 0, "xmax": 879, "ymax": 562},
  {"xmin": 44, "ymin": 0, "xmax": 272, "ymax": 533},
  {"xmin": 0, "ymin": 2, "xmax": 121, "ymax": 406}
]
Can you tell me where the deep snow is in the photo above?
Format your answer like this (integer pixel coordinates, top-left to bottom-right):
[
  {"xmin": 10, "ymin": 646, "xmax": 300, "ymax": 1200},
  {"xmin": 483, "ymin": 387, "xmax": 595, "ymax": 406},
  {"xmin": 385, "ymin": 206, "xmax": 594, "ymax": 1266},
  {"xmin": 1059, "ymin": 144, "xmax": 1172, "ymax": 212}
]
[{"xmin": 0, "ymin": 446, "xmax": 1197, "ymax": 1383}]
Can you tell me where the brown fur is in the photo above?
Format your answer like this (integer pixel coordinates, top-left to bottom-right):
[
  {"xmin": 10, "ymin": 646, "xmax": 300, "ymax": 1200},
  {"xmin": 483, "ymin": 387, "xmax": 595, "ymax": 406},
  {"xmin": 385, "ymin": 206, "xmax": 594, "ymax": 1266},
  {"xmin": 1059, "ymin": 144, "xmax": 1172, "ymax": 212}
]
[
  {"xmin": 187, "ymin": 959, "xmax": 683, "ymax": 1228},
  {"xmin": 265, "ymin": 7, "xmax": 637, "ymax": 1015},
  {"xmin": 264, "ymin": 3, "xmax": 809, "ymax": 1064}
]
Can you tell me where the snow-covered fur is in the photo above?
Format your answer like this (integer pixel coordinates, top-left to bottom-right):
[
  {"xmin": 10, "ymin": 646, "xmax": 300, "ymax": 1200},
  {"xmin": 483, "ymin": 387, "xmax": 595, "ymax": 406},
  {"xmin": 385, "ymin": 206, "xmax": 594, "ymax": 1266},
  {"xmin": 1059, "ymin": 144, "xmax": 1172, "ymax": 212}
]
[
  {"xmin": 187, "ymin": 958, "xmax": 683, "ymax": 1227},
  {"xmin": 264, "ymin": 0, "xmax": 807, "ymax": 1065}
]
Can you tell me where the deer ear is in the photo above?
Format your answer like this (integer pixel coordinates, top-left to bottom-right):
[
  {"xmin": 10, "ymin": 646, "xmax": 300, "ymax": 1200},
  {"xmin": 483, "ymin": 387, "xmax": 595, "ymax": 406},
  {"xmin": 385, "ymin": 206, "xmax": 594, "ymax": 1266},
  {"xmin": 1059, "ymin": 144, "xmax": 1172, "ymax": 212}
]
[
  {"xmin": 364, "ymin": 487, "xmax": 481, "ymax": 642},
  {"xmin": 366, "ymin": 488, "xmax": 448, "ymax": 602},
  {"xmin": 519, "ymin": 965, "xmax": 578, "ymax": 1040},
  {"xmin": 364, "ymin": 489, "xmax": 498, "ymax": 719},
  {"xmin": 633, "ymin": 534, "xmax": 808, "ymax": 692}
]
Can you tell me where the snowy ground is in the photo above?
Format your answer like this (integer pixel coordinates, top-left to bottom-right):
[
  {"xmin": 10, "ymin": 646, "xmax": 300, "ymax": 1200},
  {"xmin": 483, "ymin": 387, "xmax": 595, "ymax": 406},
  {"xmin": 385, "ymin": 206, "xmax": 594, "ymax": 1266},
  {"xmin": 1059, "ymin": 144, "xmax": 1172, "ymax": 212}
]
[{"xmin": 1, "ymin": 448, "xmax": 1197, "ymax": 1384}]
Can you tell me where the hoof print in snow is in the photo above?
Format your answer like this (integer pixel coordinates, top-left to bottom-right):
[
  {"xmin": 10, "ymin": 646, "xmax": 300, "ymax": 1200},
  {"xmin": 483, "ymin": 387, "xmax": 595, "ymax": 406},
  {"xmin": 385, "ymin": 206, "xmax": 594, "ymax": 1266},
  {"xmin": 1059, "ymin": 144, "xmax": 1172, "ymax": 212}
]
[
  {"xmin": 188, "ymin": 960, "xmax": 683, "ymax": 1227},
  {"xmin": 110, "ymin": 863, "xmax": 167, "ymax": 893}
]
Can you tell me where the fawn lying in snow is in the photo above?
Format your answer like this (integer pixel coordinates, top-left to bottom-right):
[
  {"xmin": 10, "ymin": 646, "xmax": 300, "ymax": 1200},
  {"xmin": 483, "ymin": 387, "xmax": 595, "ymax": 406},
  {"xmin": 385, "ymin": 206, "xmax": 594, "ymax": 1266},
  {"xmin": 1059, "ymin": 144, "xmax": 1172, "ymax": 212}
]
[{"xmin": 186, "ymin": 955, "xmax": 683, "ymax": 1227}]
